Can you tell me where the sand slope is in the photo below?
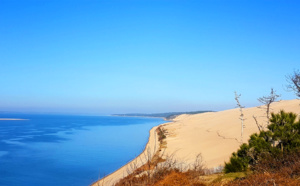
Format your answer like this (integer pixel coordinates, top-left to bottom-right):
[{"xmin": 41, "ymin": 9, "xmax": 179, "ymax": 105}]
[
  {"xmin": 93, "ymin": 99, "xmax": 300, "ymax": 185},
  {"xmin": 91, "ymin": 126, "xmax": 161, "ymax": 186},
  {"xmin": 161, "ymin": 99, "xmax": 300, "ymax": 169}
]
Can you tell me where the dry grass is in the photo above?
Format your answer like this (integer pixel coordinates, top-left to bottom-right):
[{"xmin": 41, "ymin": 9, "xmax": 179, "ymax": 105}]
[
  {"xmin": 115, "ymin": 150, "xmax": 300, "ymax": 186},
  {"xmin": 115, "ymin": 126, "xmax": 300, "ymax": 186},
  {"xmin": 154, "ymin": 170, "xmax": 206, "ymax": 186},
  {"xmin": 115, "ymin": 127, "xmax": 208, "ymax": 186},
  {"xmin": 226, "ymin": 172, "xmax": 300, "ymax": 186},
  {"xmin": 116, "ymin": 164, "xmax": 208, "ymax": 186},
  {"xmin": 206, "ymin": 172, "xmax": 247, "ymax": 186},
  {"xmin": 226, "ymin": 150, "xmax": 300, "ymax": 186}
]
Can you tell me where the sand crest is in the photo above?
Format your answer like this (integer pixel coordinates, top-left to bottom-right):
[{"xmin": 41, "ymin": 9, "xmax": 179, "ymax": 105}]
[
  {"xmin": 93, "ymin": 99, "xmax": 300, "ymax": 186},
  {"xmin": 161, "ymin": 99, "xmax": 300, "ymax": 169}
]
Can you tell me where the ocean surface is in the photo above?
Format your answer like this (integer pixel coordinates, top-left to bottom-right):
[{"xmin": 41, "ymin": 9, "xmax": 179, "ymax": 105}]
[{"xmin": 0, "ymin": 114, "xmax": 164, "ymax": 186}]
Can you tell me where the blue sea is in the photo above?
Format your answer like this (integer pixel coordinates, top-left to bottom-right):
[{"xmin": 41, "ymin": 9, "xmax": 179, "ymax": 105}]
[{"xmin": 0, "ymin": 114, "xmax": 164, "ymax": 186}]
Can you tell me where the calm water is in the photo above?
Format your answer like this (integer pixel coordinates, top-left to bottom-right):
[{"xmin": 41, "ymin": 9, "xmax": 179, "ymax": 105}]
[{"xmin": 0, "ymin": 114, "xmax": 164, "ymax": 186}]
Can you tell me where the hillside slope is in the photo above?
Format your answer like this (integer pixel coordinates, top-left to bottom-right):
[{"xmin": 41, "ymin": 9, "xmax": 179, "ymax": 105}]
[
  {"xmin": 160, "ymin": 99, "xmax": 300, "ymax": 169},
  {"xmin": 93, "ymin": 99, "xmax": 300, "ymax": 186}
]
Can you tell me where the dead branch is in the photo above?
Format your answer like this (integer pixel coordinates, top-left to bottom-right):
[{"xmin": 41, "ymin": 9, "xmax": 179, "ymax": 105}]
[
  {"xmin": 257, "ymin": 88, "xmax": 280, "ymax": 126},
  {"xmin": 286, "ymin": 70, "xmax": 300, "ymax": 98},
  {"xmin": 235, "ymin": 91, "xmax": 245, "ymax": 144}
]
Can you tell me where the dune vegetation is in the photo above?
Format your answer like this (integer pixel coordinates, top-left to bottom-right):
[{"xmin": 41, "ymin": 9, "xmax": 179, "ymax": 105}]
[
  {"xmin": 115, "ymin": 111, "xmax": 300, "ymax": 185},
  {"xmin": 97, "ymin": 71, "xmax": 300, "ymax": 185}
]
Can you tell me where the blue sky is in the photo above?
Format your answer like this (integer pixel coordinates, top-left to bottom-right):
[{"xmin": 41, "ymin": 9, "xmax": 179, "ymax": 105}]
[{"xmin": 0, "ymin": 0, "xmax": 299, "ymax": 114}]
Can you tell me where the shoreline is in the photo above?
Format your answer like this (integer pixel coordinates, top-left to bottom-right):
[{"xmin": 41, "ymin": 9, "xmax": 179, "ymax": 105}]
[
  {"xmin": 92, "ymin": 99, "xmax": 300, "ymax": 185},
  {"xmin": 91, "ymin": 122, "xmax": 168, "ymax": 186}
]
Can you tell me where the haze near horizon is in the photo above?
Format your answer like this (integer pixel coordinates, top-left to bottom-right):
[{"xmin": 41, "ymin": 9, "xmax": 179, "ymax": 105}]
[{"xmin": 1, "ymin": 0, "xmax": 299, "ymax": 115}]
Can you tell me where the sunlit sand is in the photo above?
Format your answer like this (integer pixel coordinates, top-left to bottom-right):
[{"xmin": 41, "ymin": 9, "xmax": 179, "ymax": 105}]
[{"xmin": 93, "ymin": 99, "xmax": 300, "ymax": 186}]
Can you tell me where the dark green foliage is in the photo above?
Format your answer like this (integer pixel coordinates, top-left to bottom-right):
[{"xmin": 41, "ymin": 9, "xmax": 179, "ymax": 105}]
[
  {"xmin": 268, "ymin": 111, "xmax": 300, "ymax": 151},
  {"xmin": 225, "ymin": 110, "xmax": 300, "ymax": 173},
  {"xmin": 224, "ymin": 153, "xmax": 245, "ymax": 173},
  {"xmin": 224, "ymin": 144, "xmax": 250, "ymax": 173},
  {"xmin": 229, "ymin": 150, "xmax": 300, "ymax": 185}
]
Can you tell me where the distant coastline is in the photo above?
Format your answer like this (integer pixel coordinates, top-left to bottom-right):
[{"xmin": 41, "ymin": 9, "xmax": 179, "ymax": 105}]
[
  {"xmin": 0, "ymin": 118, "xmax": 28, "ymax": 121},
  {"xmin": 112, "ymin": 115, "xmax": 168, "ymax": 121},
  {"xmin": 94, "ymin": 99, "xmax": 300, "ymax": 186},
  {"xmin": 112, "ymin": 110, "xmax": 213, "ymax": 120}
]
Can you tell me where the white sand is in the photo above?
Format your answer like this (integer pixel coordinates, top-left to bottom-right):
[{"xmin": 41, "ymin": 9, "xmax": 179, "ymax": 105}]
[
  {"xmin": 161, "ymin": 99, "xmax": 300, "ymax": 168},
  {"xmin": 93, "ymin": 99, "xmax": 300, "ymax": 186}
]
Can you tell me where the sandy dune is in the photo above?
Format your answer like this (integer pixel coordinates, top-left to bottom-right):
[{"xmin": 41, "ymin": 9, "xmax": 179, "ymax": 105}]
[
  {"xmin": 91, "ymin": 126, "xmax": 161, "ymax": 186},
  {"xmin": 93, "ymin": 99, "xmax": 300, "ymax": 186},
  {"xmin": 161, "ymin": 99, "xmax": 300, "ymax": 169}
]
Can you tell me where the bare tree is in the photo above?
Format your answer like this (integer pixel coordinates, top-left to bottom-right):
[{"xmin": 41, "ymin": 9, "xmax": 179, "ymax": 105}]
[
  {"xmin": 287, "ymin": 70, "xmax": 300, "ymax": 98},
  {"xmin": 257, "ymin": 88, "xmax": 281, "ymax": 126},
  {"xmin": 235, "ymin": 92, "xmax": 245, "ymax": 144}
]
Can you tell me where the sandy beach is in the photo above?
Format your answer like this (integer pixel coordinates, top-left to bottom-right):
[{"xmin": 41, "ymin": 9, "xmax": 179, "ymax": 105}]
[{"xmin": 93, "ymin": 99, "xmax": 300, "ymax": 186}]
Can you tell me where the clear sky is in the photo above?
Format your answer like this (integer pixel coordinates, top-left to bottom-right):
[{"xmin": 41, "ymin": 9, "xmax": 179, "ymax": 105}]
[{"xmin": 0, "ymin": 0, "xmax": 299, "ymax": 115}]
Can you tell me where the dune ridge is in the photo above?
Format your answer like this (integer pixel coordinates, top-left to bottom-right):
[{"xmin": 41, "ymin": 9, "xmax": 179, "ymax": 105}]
[
  {"xmin": 161, "ymin": 99, "xmax": 300, "ymax": 169},
  {"xmin": 93, "ymin": 99, "xmax": 300, "ymax": 186}
]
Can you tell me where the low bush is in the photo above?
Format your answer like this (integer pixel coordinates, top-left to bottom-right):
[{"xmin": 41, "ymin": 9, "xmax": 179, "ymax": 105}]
[
  {"xmin": 115, "ymin": 153, "xmax": 207, "ymax": 186},
  {"xmin": 227, "ymin": 151, "xmax": 300, "ymax": 186},
  {"xmin": 225, "ymin": 110, "xmax": 300, "ymax": 173}
]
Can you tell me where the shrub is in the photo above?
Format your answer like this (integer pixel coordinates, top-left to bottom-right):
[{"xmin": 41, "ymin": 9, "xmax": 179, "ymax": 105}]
[
  {"xmin": 116, "ymin": 154, "xmax": 207, "ymax": 186},
  {"xmin": 224, "ymin": 144, "xmax": 250, "ymax": 173},
  {"xmin": 157, "ymin": 127, "xmax": 166, "ymax": 142},
  {"xmin": 227, "ymin": 150, "xmax": 300, "ymax": 185},
  {"xmin": 224, "ymin": 110, "xmax": 300, "ymax": 173}
]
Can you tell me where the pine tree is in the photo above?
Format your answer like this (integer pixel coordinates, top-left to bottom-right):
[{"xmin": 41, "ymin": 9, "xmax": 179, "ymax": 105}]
[{"xmin": 225, "ymin": 110, "xmax": 300, "ymax": 173}]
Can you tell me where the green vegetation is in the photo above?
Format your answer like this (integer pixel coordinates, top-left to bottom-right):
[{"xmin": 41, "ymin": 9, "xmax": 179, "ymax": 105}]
[
  {"xmin": 112, "ymin": 70, "xmax": 300, "ymax": 185},
  {"xmin": 225, "ymin": 110, "xmax": 300, "ymax": 173},
  {"xmin": 210, "ymin": 172, "xmax": 247, "ymax": 185},
  {"xmin": 227, "ymin": 150, "xmax": 300, "ymax": 185},
  {"xmin": 112, "ymin": 110, "xmax": 300, "ymax": 185}
]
